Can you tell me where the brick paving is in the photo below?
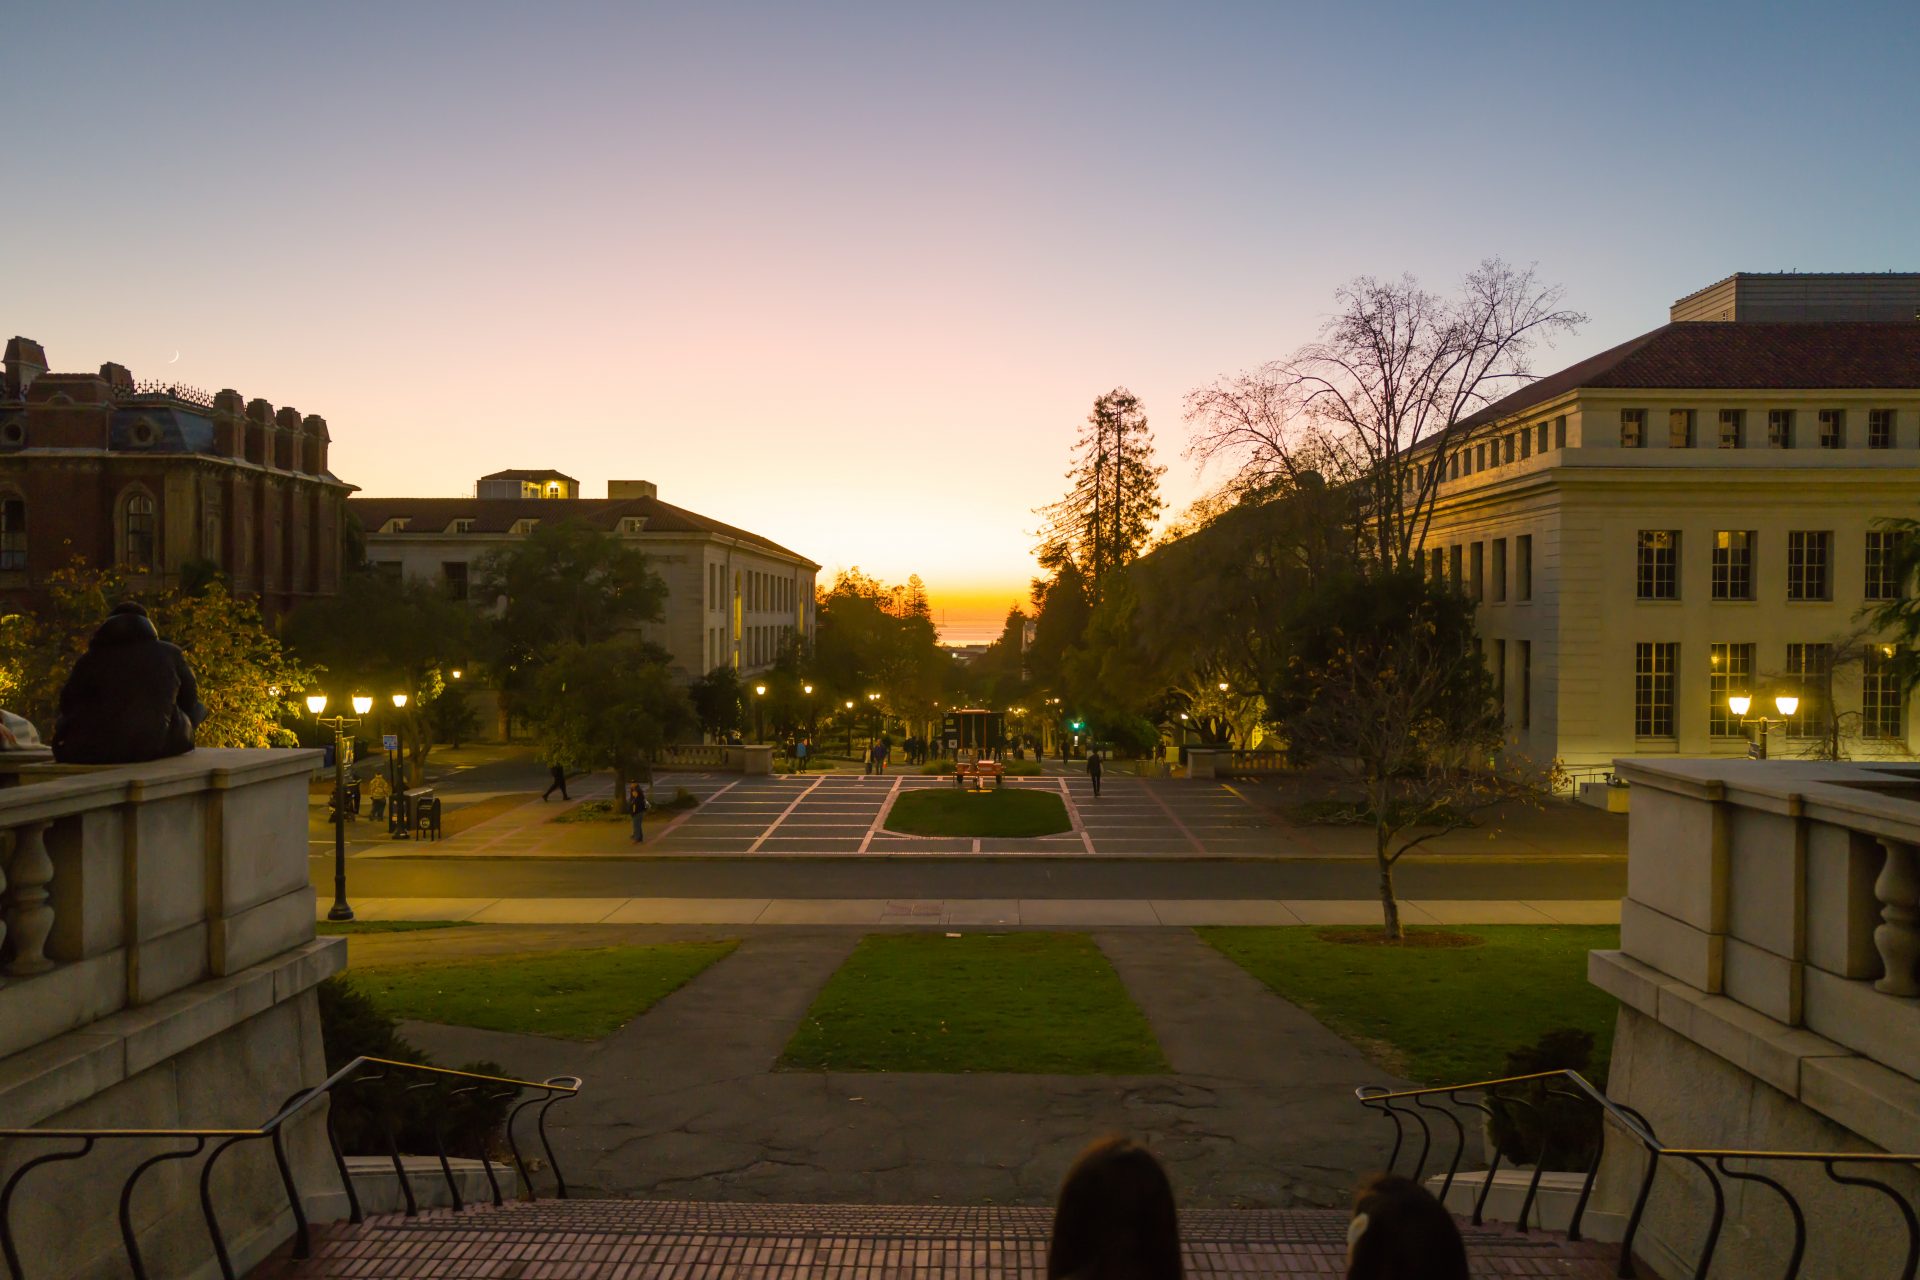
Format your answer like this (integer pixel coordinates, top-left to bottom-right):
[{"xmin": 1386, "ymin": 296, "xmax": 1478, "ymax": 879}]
[{"xmin": 258, "ymin": 1199, "xmax": 1618, "ymax": 1278}]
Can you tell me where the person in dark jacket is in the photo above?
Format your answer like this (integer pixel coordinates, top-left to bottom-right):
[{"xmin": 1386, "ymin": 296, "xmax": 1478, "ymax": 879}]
[
  {"xmin": 1087, "ymin": 749, "xmax": 1104, "ymax": 798},
  {"xmin": 542, "ymin": 762, "xmax": 570, "ymax": 802},
  {"xmin": 52, "ymin": 602, "xmax": 207, "ymax": 764}
]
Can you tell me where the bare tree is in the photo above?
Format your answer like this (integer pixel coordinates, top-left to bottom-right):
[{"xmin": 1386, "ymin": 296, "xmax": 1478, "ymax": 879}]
[{"xmin": 1185, "ymin": 260, "xmax": 1584, "ymax": 571}]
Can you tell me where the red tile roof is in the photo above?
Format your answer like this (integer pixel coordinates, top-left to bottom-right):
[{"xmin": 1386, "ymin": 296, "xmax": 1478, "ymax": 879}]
[{"xmin": 347, "ymin": 496, "xmax": 816, "ymax": 566}]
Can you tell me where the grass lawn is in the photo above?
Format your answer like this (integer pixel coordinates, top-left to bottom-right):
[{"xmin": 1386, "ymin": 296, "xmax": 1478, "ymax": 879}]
[
  {"xmin": 348, "ymin": 941, "xmax": 738, "ymax": 1040},
  {"xmin": 1199, "ymin": 925, "xmax": 1619, "ymax": 1086},
  {"xmin": 884, "ymin": 787, "xmax": 1072, "ymax": 837},
  {"xmin": 318, "ymin": 919, "xmax": 462, "ymax": 935},
  {"xmin": 781, "ymin": 933, "xmax": 1167, "ymax": 1073}
]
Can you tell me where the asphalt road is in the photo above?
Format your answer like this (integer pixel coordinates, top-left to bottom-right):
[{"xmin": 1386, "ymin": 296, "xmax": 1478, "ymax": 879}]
[{"xmin": 309, "ymin": 852, "xmax": 1625, "ymax": 901}]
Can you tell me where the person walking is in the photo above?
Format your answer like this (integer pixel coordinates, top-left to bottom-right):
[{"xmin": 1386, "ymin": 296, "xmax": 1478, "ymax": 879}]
[
  {"xmin": 796, "ymin": 737, "xmax": 810, "ymax": 772},
  {"xmin": 1087, "ymin": 749, "xmax": 1103, "ymax": 798},
  {"xmin": 542, "ymin": 762, "xmax": 570, "ymax": 802},
  {"xmin": 627, "ymin": 780, "xmax": 649, "ymax": 843}
]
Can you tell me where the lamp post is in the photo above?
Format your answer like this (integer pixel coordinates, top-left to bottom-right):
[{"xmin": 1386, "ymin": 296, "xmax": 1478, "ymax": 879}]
[
  {"xmin": 802, "ymin": 684, "xmax": 815, "ymax": 765},
  {"xmin": 844, "ymin": 699, "xmax": 855, "ymax": 757},
  {"xmin": 1728, "ymin": 692, "xmax": 1800, "ymax": 760},
  {"xmin": 385, "ymin": 692, "xmax": 409, "ymax": 833},
  {"xmin": 866, "ymin": 692, "xmax": 881, "ymax": 756},
  {"xmin": 309, "ymin": 693, "xmax": 372, "ymax": 921},
  {"xmin": 754, "ymin": 684, "xmax": 767, "ymax": 744}
]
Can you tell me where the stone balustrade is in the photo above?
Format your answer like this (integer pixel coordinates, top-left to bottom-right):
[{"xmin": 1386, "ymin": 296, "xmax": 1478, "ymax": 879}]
[{"xmin": 1591, "ymin": 758, "xmax": 1920, "ymax": 1277}]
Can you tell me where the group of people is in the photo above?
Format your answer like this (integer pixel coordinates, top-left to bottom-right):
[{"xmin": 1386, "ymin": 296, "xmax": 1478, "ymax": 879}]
[{"xmin": 1049, "ymin": 1137, "xmax": 1467, "ymax": 1280}]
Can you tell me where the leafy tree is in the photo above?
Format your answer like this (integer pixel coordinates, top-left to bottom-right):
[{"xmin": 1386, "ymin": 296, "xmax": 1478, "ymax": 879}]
[
  {"xmin": 1036, "ymin": 388, "xmax": 1166, "ymax": 604},
  {"xmin": 285, "ymin": 572, "xmax": 476, "ymax": 784},
  {"xmin": 1186, "ymin": 260, "xmax": 1583, "ymax": 571},
  {"xmin": 424, "ymin": 683, "xmax": 482, "ymax": 750},
  {"xmin": 689, "ymin": 665, "xmax": 746, "ymax": 740},
  {"xmin": 811, "ymin": 568, "xmax": 947, "ymax": 727},
  {"xmin": 0, "ymin": 560, "xmax": 310, "ymax": 748},
  {"xmin": 532, "ymin": 638, "xmax": 697, "ymax": 811},
  {"xmin": 1268, "ymin": 568, "xmax": 1535, "ymax": 939}
]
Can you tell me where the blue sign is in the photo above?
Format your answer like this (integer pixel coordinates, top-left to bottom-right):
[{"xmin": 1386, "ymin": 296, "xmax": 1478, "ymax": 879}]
[{"xmin": 382, "ymin": 735, "xmax": 399, "ymax": 751}]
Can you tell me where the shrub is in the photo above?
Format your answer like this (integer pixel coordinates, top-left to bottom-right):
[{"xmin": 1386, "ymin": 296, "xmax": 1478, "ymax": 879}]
[
  {"xmin": 1486, "ymin": 1027, "xmax": 1602, "ymax": 1170},
  {"xmin": 317, "ymin": 977, "xmax": 517, "ymax": 1159},
  {"xmin": 1003, "ymin": 759, "xmax": 1043, "ymax": 776},
  {"xmin": 920, "ymin": 760, "xmax": 956, "ymax": 775}
]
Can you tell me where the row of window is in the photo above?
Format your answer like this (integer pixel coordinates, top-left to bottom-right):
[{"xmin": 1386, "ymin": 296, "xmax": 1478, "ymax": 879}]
[
  {"xmin": 708, "ymin": 623, "xmax": 795, "ymax": 671},
  {"xmin": 1448, "ymin": 418, "xmax": 1567, "ymax": 480},
  {"xmin": 1635, "ymin": 529, "xmax": 1906, "ymax": 603},
  {"xmin": 1634, "ymin": 641, "xmax": 1904, "ymax": 740},
  {"xmin": 709, "ymin": 563, "xmax": 799, "ymax": 615},
  {"xmin": 0, "ymin": 491, "xmax": 157, "ymax": 572},
  {"xmin": 1621, "ymin": 407, "xmax": 1899, "ymax": 450},
  {"xmin": 1429, "ymin": 535, "xmax": 1534, "ymax": 603}
]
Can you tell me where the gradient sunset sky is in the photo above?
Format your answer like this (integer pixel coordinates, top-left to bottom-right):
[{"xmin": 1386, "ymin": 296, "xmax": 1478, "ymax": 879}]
[{"xmin": 7, "ymin": 2, "xmax": 1918, "ymax": 641}]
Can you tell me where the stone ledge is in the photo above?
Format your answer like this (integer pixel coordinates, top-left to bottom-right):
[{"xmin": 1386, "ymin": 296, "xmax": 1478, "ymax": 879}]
[
  {"xmin": 1804, "ymin": 966, "xmax": 1920, "ymax": 1085},
  {"xmin": 0, "ymin": 937, "xmax": 345, "ymax": 1129}
]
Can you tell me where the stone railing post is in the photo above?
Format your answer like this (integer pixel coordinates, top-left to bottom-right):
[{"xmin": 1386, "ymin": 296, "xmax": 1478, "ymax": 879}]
[{"xmin": 1873, "ymin": 837, "xmax": 1920, "ymax": 997}]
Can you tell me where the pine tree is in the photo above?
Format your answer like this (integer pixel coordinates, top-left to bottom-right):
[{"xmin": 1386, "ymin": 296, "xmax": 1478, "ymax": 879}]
[{"xmin": 1036, "ymin": 388, "xmax": 1166, "ymax": 604}]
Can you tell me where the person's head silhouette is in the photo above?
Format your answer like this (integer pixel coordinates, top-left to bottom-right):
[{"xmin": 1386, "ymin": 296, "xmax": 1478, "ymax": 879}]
[{"xmin": 1047, "ymin": 1136, "xmax": 1181, "ymax": 1280}]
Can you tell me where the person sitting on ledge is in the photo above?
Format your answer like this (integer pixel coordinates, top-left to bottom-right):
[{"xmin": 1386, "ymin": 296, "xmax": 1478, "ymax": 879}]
[
  {"xmin": 51, "ymin": 601, "xmax": 208, "ymax": 764},
  {"xmin": 1345, "ymin": 1173, "xmax": 1468, "ymax": 1280},
  {"xmin": 1048, "ymin": 1135, "xmax": 1183, "ymax": 1280}
]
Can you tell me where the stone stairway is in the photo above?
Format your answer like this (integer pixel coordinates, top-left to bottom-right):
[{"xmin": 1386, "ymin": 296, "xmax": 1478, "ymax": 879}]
[{"xmin": 253, "ymin": 1198, "xmax": 1620, "ymax": 1278}]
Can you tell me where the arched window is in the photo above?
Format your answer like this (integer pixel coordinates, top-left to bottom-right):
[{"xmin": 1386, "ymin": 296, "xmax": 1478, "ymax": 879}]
[
  {"xmin": 122, "ymin": 491, "xmax": 157, "ymax": 571},
  {"xmin": 0, "ymin": 494, "xmax": 24, "ymax": 571}
]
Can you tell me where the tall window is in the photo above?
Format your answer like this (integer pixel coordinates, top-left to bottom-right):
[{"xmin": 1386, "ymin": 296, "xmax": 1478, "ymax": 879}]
[
  {"xmin": 1491, "ymin": 538, "xmax": 1507, "ymax": 603},
  {"xmin": 1864, "ymin": 646, "xmax": 1905, "ymax": 740},
  {"xmin": 1520, "ymin": 429, "xmax": 1532, "ymax": 460},
  {"xmin": 122, "ymin": 492, "xmax": 156, "ymax": 571},
  {"xmin": 1784, "ymin": 643, "xmax": 1830, "ymax": 737},
  {"xmin": 1476, "ymin": 443, "xmax": 1488, "ymax": 471},
  {"xmin": 1519, "ymin": 640, "xmax": 1532, "ymax": 730},
  {"xmin": 1718, "ymin": 409, "xmax": 1745, "ymax": 449},
  {"xmin": 1554, "ymin": 416, "xmax": 1567, "ymax": 449},
  {"xmin": 1537, "ymin": 422, "xmax": 1549, "ymax": 453},
  {"xmin": 1621, "ymin": 410, "xmax": 1646, "ymax": 449},
  {"xmin": 1492, "ymin": 638, "xmax": 1507, "ymax": 714},
  {"xmin": 1711, "ymin": 530, "xmax": 1755, "ymax": 601},
  {"xmin": 1448, "ymin": 453, "xmax": 1460, "ymax": 479},
  {"xmin": 442, "ymin": 561, "xmax": 468, "ymax": 601},
  {"xmin": 1867, "ymin": 530, "xmax": 1906, "ymax": 602},
  {"xmin": 1470, "ymin": 542, "xmax": 1484, "ymax": 601},
  {"xmin": 1448, "ymin": 545, "xmax": 1462, "ymax": 592},
  {"xmin": 1635, "ymin": 643, "xmax": 1677, "ymax": 738},
  {"xmin": 1503, "ymin": 434, "xmax": 1516, "ymax": 465},
  {"xmin": 1767, "ymin": 409, "xmax": 1795, "ymax": 449},
  {"xmin": 1787, "ymin": 531, "xmax": 1833, "ymax": 601},
  {"xmin": 1669, "ymin": 409, "xmax": 1695, "ymax": 448},
  {"xmin": 1708, "ymin": 643, "xmax": 1755, "ymax": 736},
  {"xmin": 1870, "ymin": 409, "xmax": 1895, "ymax": 450},
  {"xmin": 1819, "ymin": 409, "xmax": 1845, "ymax": 449},
  {"xmin": 1637, "ymin": 530, "xmax": 1679, "ymax": 600},
  {"xmin": 1429, "ymin": 547, "xmax": 1444, "ymax": 581},
  {"xmin": 0, "ymin": 495, "xmax": 23, "ymax": 571},
  {"xmin": 1516, "ymin": 535, "xmax": 1533, "ymax": 601}
]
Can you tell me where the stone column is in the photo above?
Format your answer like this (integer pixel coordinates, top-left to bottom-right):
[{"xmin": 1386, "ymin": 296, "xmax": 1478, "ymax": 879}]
[
  {"xmin": 1873, "ymin": 837, "xmax": 1920, "ymax": 997},
  {"xmin": 3, "ymin": 821, "xmax": 54, "ymax": 976}
]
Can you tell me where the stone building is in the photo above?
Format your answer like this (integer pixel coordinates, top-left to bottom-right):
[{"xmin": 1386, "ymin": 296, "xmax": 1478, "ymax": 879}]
[
  {"xmin": 1416, "ymin": 274, "xmax": 1920, "ymax": 768},
  {"xmin": 0, "ymin": 336, "xmax": 353, "ymax": 616},
  {"xmin": 353, "ymin": 475, "xmax": 818, "ymax": 680}
]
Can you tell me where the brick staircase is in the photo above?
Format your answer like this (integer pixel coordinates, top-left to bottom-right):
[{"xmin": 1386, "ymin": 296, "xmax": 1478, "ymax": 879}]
[{"xmin": 253, "ymin": 1198, "xmax": 1619, "ymax": 1278}]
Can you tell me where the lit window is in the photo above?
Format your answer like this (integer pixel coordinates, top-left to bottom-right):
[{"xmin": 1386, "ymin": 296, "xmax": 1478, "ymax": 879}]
[
  {"xmin": 1708, "ymin": 643, "xmax": 1754, "ymax": 736},
  {"xmin": 1635, "ymin": 642, "xmax": 1677, "ymax": 738}
]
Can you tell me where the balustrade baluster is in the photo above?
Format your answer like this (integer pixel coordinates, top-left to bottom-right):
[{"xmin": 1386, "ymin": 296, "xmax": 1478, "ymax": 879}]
[
  {"xmin": 0, "ymin": 826, "xmax": 9, "ymax": 983},
  {"xmin": 4, "ymin": 820, "xmax": 54, "ymax": 976},
  {"xmin": 1874, "ymin": 838, "xmax": 1920, "ymax": 997}
]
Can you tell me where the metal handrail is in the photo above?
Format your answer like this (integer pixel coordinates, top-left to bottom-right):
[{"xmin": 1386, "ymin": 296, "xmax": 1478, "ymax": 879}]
[
  {"xmin": 1355, "ymin": 1069, "xmax": 1920, "ymax": 1279},
  {"xmin": 0, "ymin": 1055, "xmax": 583, "ymax": 1280}
]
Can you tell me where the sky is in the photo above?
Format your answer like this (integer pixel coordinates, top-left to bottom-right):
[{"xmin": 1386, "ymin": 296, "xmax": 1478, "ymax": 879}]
[{"xmin": 7, "ymin": 1, "xmax": 1919, "ymax": 642}]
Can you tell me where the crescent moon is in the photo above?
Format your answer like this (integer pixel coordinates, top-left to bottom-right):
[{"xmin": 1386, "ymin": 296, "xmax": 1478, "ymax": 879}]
[{"xmin": 167, "ymin": 350, "xmax": 180, "ymax": 364}]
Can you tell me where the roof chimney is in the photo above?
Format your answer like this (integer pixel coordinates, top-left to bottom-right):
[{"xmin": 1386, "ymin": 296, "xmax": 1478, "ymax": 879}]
[
  {"xmin": 608, "ymin": 480, "xmax": 658, "ymax": 499},
  {"xmin": 4, "ymin": 337, "xmax": 47, "ymax": 399}
]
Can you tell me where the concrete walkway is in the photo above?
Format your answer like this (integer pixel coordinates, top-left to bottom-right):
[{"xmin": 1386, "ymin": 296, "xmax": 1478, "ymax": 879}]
[
  {"xmin": 400, "ymin": 930, "xmax": 1417, "ymax": 1208},
  {"xmin": 334, "ymin": 895, "xmax": 1622, "ymax": 927}
]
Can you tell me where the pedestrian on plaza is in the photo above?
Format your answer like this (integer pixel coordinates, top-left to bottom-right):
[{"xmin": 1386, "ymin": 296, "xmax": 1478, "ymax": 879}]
[
  {"xmin": 796, "ymin": 737, "xmax": 810, "ymax": 772},
  {"xmin": 878, "ymin": 735, "xmax": 891, "ymax": 773},
  {"xmin": 626, "ymin": 780, "xmax": 649, "ymax": 843},
  {"xmin": 542, "ymin": 762, "xmax": 570, "ymax": 802},
  {"xmin": 1047, "ymin": 1136, "xmax": 1182, "ymax": 1280},
  {"xmin": 367, "ymin": 771, "xmax": 391, "ymax": 823},
  {"xmin": 1344, "ymin": 1174, "xmax": 1467, "ymax": 1280},
  {"xmin": 1087, "ymin": 749, "xmax": 1103, "ymax": 798}
]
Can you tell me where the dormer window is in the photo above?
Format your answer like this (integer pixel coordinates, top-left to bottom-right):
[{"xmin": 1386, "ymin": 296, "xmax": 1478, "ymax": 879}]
[
  {"xmin": 511, "ymin": 518, "xmax": 539, "ymax": 535},
  {"xmin": 380, "ymin": 517, "xmax": 411, "ymax": 534},
  {"xmin": 451, "ymin": 518, "xmax": 475, "ymax": 534},
  {"xmin": 620, "ymin": 517, "xmax": 647, "ymax": 534}
]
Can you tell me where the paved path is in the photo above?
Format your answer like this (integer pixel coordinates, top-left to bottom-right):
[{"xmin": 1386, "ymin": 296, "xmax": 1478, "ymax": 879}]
[
  {"xmin": 337, "ymin": 895, "xmax": 1620, "ymax": 927},
  {"xmin": 264, "ymin": 1200, "xmax": 1617, "ymax": 1278},
  {"xmin": 399, "ymin": 930, "xmax": 1414, "ymax": 1207}
]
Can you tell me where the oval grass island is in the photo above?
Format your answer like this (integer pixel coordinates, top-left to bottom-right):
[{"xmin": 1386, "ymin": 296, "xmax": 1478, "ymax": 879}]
[{"xmin": 882, "ymin": 786, "xmax": 1073, "ymax": 838}]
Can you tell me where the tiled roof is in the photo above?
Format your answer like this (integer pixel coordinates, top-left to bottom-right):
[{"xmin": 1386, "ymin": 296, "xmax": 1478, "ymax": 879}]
[
  {"xmin": 348, "ymin": 495, "xmax": 816, "ymax": 566},
  {"xmin": 1454, "ymin": 321, "xmax": 1920, "ymax": 433},
  {"xmin": 480, "ymin": 468, "xmax": 578, "ymax": 483}
]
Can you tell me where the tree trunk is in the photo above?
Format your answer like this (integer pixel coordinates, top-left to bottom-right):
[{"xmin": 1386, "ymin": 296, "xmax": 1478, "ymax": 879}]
[
  {"xmin": 1371, "ymin": 774, "xmax": 1403, "ymax": 940},
  {"xmin": 614, "ymin": 759, "xmax": 632, "ymax": 814}
]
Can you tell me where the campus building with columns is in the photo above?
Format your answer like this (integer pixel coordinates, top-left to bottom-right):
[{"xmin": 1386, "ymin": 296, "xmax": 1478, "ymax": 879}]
[{"xmin": 1418, "ymin": 273, "xmax": 1920, "ymax": 768}]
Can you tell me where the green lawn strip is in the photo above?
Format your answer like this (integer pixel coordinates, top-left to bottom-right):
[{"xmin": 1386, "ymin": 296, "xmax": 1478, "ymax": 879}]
[
  {"xmin": 781, "ymin": 933, "xmax": 1167, "ymax": 1073},
  {"xmin": 1198, "ymin": 925, "xmax": 1620, "ymax": 1086},
  {"xmin": 884, "ymin": 787, "xmax": 1072, "ymax": 837},
  {"xmin": 349, "ymin": 941, "xmax": 739, "ymax": 1041},
  {"xmin": 318, "ymin": 920, "xmax": 463, "ymax": 935}
]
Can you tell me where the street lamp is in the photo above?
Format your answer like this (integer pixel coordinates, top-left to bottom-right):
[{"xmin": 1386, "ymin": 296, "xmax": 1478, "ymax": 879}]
[
  {"xmin": 754, "ymin": 684, "xmax": 767, "ymax": 743},
  {"xmin": 308, "ymin": 693, "xmax": 367, "ymax": 921},
  {"xmin": 385, "ymin": 693, "xmax": 410, "ymax": 828},
  {"xmin": 1728, "ymin": 692, "xmax": 1800, "ymax": 759}
]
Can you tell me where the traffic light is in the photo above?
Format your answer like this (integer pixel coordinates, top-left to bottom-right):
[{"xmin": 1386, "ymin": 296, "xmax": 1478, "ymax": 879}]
[{"xmin": 1069, "ymin": 718, "xmax": 1085, "ymax": 732}]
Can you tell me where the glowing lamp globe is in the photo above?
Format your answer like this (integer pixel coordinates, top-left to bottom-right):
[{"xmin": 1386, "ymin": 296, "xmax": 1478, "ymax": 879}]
[
  {"xmin": 391, "ymin": 693, "xmax": 409, "ymax": 709},
  {"xmin": 305, "ymin": 694, "xmax": 329, "ymax": 716},
  {"xmin": 351, "ymin": 695, "xmax": 373, "ymax": 715},
  {"xmin": 1728, "ymin": 694, "xmax": 1752, "ymax": 718},
  {"xmin": 1774, "ymin": 694, "xmax": 1800, "ymax": 717}
]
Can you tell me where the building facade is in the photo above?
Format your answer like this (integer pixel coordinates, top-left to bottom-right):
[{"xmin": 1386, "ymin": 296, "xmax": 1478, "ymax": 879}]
[
  {"xmin": 353, "ymin": 477, "xmax": 818, "ymax": 681},
  {"xmin": 0, "ymin": 337, "xmax": 352, "ymax": 616},
  {"xmin": 1418, "ymin": 275, "xmax": 1920, "ymax": 768}
]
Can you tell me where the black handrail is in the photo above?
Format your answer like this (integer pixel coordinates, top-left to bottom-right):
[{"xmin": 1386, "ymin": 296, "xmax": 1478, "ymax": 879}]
[
  {"xmin": 0, "ymin": 1056, "xmax": 583, "ymax": 1280},
  {"xmin": 1356, "ymin": 1069, "xmax": 1920, "ymax": 1280}
]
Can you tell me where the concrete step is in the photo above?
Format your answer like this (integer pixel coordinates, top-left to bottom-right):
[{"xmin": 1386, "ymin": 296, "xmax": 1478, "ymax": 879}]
[{"xmin": 253, "ymin": 1197, "xmax": 1621, "ymax": 1277}]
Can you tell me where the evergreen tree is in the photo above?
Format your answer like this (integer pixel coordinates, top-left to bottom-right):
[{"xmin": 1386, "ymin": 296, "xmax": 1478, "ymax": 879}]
[{"xmin": 1036, "ymin": 388, "xmax": 1166, "ymax": 604}]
